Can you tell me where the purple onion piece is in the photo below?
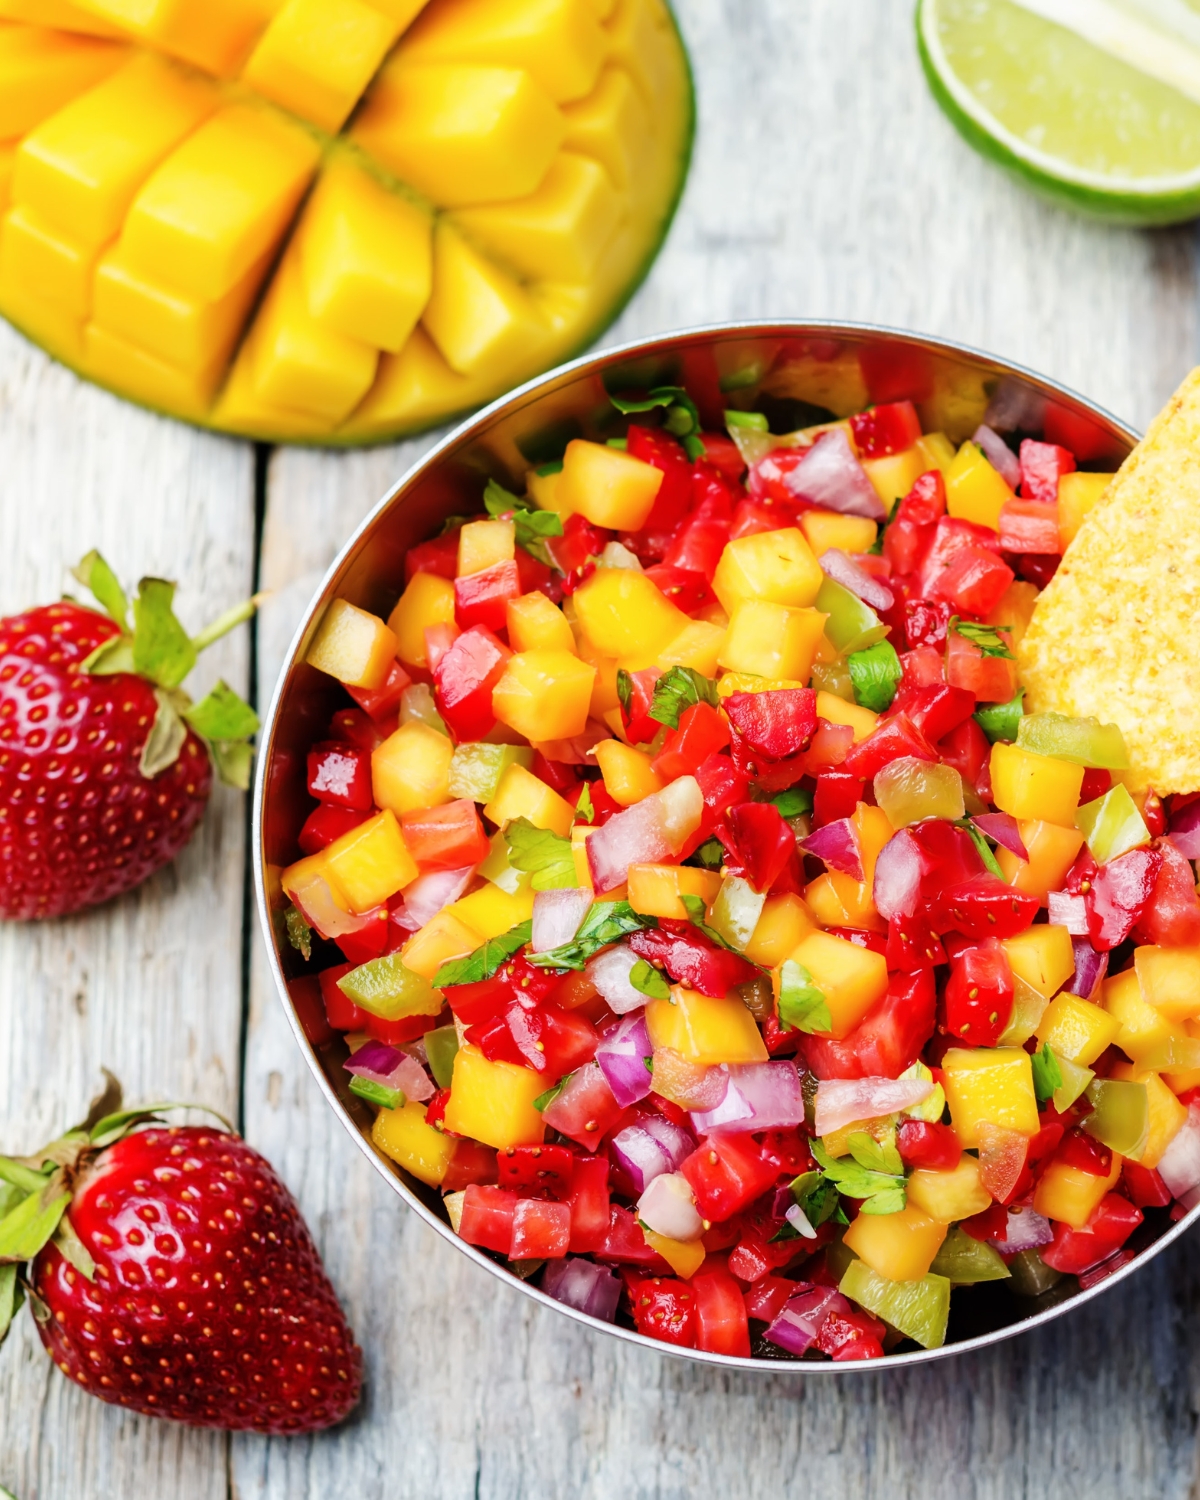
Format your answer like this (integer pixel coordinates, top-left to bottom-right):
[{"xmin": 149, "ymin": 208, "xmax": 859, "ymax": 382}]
[
  {"xmin": 802, "ymin": 816, "xmax": 865, "ymax": 880},
  {"xmin": 1159, "ymin": 1105, "xmax": 1200, "ymax": 1204},
  {"xmin": 1048, "ymin": 891, "xmax": 1089, "ymax": 937},
  {"xmin": 610, "ymin": 1124, "xmax": 672, "ymax": 1193},
  {"xmin": 971, "ymin": 812, "xmax": 1028, "ymax": 861},
  {"xmin": 1068, "ymin": 937, "xmax": 1108, "ymax": 1000},
  {"xmin": 784, "ymin": 429, "xmax": 886, "ymax": 520},
  {"xmin": 764, "ymin": 1288, "xmax": 847, "ymax": 1355},
  {"xmin": 995, "ymin": 1207, "xmax": 1053, "ymax": 1255},
  {"xmin": 813, "ymin": 1076, "xmax": 932, "ymax": 1138},
  {"xmin": 817, "ymin": 548, "xmax": 895, "ymax": 613},
  {"xmin": 541, "ymin": 1257, "xmax": 621, "ymax": 1322},
  {"xmin": 639, "ymin": 1110, "xmax": 697, "ymax": 1169},
  {"xmin": 692, "ymin": 1063, "xmax": 804, "ymax": 1135},
  {"xmin": 771, "ymin": 1184, "xmax": 795, "ymax": 1220},
  {"xmin": 595, "ymin": 1011, "xmax": 654, "ymax": 1107},
  {"xmin": 345, "ymin": 1040, "xmax": 403, "ymax": 1077},
  {"xmin": 1169, "ymin": 798, "xmax": 1200, "ymax": 859},
  {"xmin": 586, "ymin": 943, "xmax": 647, "ymax": 1015},
  {"xmin": 972, "ymin": 424, "xmax": 1021, "ymax": 490}
]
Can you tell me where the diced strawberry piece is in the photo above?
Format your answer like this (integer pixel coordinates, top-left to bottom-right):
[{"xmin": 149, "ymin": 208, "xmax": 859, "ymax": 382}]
[
  {"xmin": 628, "ymin": 1276, "xmax": 698, "ymax": 1347},
  {"xmin": 626, "ymin": 425, "xmax": 693, "ymax": 535},
  {"xmin": 742, "ymin": 1274, "xmax": 798, "ymax": 1322},
  {"xmin": 346, "ymin": 658, "xmax": 411, "ymax": 722},
  {"xmin": 1041, "ymin": 1195, "xmax": 1141, "ymax": 1276},
  {"xmin": 883, "ymin": 515, "xmax": 935, "ymax": 579},
  {"xmin": 885, "ymin": 910, "xmax": 946, "ymax": 972},
  {"xmin": 662, "ymin": 517, "xmax": 730, "ymax": 575},
  {"xmin": 945, "ymin": 629, "xmax": 1018, "ymax": 703},
  {"xmin": 680, "ymin": 1134, "xmax": 780, "ymax": 1222},
  {"xmin": 916, "ymin": 516, "xmax": 1004, "ymax": 598},
  {"xmin": 652, "ymin": 701, "xmax": 730, "ymax": 781},
  {"xmin": 891, "ymin": 682, "xmax": 974, "ymax": 741},
  {"xmin": 328, "ymin": 706, "xmax": 384, "ymax": 752},
  {"xmin": 619, "ymin": 665, "xmax": 661, "ymax": 746},
  {"xmin": 319, "ymin": 963, "xmax": 362, "ymax": 1030},
  {"xmin": 897, "ymin": 1120, "xmax": 961, "ymax": 1171},
  {"xmin": 842, "ymin": 712, "xmax": 936, "ymax": 780},
  {"xmin": 716, "ymin": 802, "xmax": 803, "ymax": 894},
  {"xmin": 692, "ymin": 1267, "xmax": 752, "ymax": 1355},
  {"xmin": 800, "ymin": 969, "xmax": 936, "ymax": 1080},
  {"xmin": 944, "ymin": 945, "xmax": 1014, "ymax": 1046},
  {"xmin": 433, "ymin": 625, "xmax": 511, "ymax": 741},
  {"xmin": 1086, "ymin": 845, "xmax": 1163, "ymax": 951},
  {"xmin": 929, "ymin": 544, "xmax": 1015, "ymax": 617},
  {"xmin": 458, "ymin": 1184, "xmax": 518, "ymax": 1254},
  {"xmin": 724, "ymin": 688, "xmax": 817, "ymax": 761},
  {"xmin": 1121, "ymin": 1162, "xmax": 1173, "ymax": 1209},
  {"xmin": 813, "ymin": 770, "xmax": 865, "ymax": 827},
  {"xmin": 699, "ymin": 432, "xmax": 748, "ymax": 479},
  {"xmin": 1132, "ymin": 839, "xmax": 1200, "ymax": 946},
  {"xmin": 405, "ymin": 530, "xmax": 459, "ymax": 582},
  {"xmin": 510, "ymin": 1198, "xmax": 571, "ymax": 1259},
  {"xmin": 599, "ymin": 1205, "xmax": 670, "ymax": 1267},
  {"xmin": 902, "ymin": 598, "xmax": 951, "ymax": 650},
  {"xmin": 564, "ymin": 1155, "xmax": 611, "ymax": 1252},
  {"xmin": 927, "ymin": 876, "xmax": 1039, "ymax": 941},
  {"xmin": 454, "ymin": 560, "xmax": 521, "ymax": 633},
  {"xmin": 850, "ymin": 401, "xmax": 923, "ymax": 459},
  {"xmin": 495, "ymin": 1143, "xmax": 576, "ymax": 1197},
  {"xmin": 642, "ymin": 565, "xmax": 712, "ymax": 614}
]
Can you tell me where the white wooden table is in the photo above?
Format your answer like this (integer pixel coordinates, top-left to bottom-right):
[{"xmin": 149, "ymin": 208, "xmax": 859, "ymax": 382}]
[{"xmin": 2, "ymin": 3, "xmax": 1198, "ymax": 1496}]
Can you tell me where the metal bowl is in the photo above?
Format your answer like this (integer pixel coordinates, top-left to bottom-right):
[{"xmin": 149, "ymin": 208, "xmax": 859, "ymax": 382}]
[{"xmin": 254, "ymin": 320, "xmax": 1188, "ymax": 1371}]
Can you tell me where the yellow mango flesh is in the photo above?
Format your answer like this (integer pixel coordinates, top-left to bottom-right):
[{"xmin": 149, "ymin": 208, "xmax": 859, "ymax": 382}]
[
  {"xmin": 306, "ymin": 597, "xmax": 398, "ymax": 689},
  {"xmin": 627, "ymin": 863, "xmax": 720, "ymax": 921},
  {"xmin": 491, "ymin": 649, "xmax": 595, "ymax": 742},
  {"xmin": 905, "ymin": 1156, "xmax": 991, "ymax": 1224},
  {"xmin": 781, "ymin": 930, "xmax": 889, "ymax": 1040},
  {"xmin": 1033, "ymin": 1153, "xmax": 1121, "ymax": 1229},
  {"xmin": 942, "ymin": 1046, "xmax": 1039, "ymax": 1148},
  {"xmin": 573, "ymin": 567, "xmax": 688, "ymax": 666},
  {"xmin": 843, "ymin": 1203, "xmax": 947, "ymax": 1283},
  {"xmin": 645, "ymin": 988, "xmax": 768, "ymax": 1066},
  {"xmin": 445, "ymin": 1044, "xmax": 546, "ymax": 1150},
  {"xmin": 945, "ymin": 441, "xmax": 1013, "ymax": 532},
  {"xmin": 372, "ymin": 1099, "xmax": 455, "ymax": 1187},
  {"xmin": 372, "ymin": 720, "xmax": 454, "ymax": 815},
  {"xmin": 990, "ymin": 742, "xmax": 1085, "ymax": 828},
  {"xmin": 321, "ymin": 808, "xmax": 419, "ymax": 911},
  {"xmin": 1035, "ymin": 991, "xmax": 1121, "ymax": 1068}
]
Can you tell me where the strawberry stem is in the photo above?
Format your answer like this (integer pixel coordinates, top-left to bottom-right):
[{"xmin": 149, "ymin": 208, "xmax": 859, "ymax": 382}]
[{"xmin": 192, "ymin": 592, "xmax": 269, "ymax": 655}]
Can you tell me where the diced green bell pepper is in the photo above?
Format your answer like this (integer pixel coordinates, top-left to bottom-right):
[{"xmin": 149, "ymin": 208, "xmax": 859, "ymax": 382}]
[
  {"xmin": 998, "ymin": 976, "xmax": 1049, "ymax": 1047},
  {"xmin": 839, "ymin": 1261, "xmax": 951, "ymax": 1350},
  {"xmin": 815, "ymin": 576, "xmax": 889, "ymax": 655},
  {"xmin": 930, "ymin": 1226, "xmax": 1011, "ymax": 1284},
  {"xmin": 1052, "ymin": 1055, "xmax": 1095, "ymax": 1113},
  {"xmin": 974, "ymin": 688, "xmax": 1024, "ymax": 744},
  {"xmin": 1075, "ymin": 784, "xmax": 1150, "ymax": 865},
  {"xmin": 349, "ymin": 1075, "xmax": 403, "ymax": 1110},
  {"xmin": 425, "ymin": 1024, "xmax": 460, "ymax": 1090},
  {"xmin": 1006, "ymin": 1248, "xmax": 1062, "ymax": 1298},
  {"xmin": 1016, "ymin": 712, "xmax": 1130, "ymax": 769},
  {"xmin": 1083, "ymin": 1078, "xmax": 1150, "ymax": 1159},
  {"xmin": 338, "ymin": 953, "xmax": 443, "ymax": 1021},
  {"xmin": 448, "ymin": 743, "xmax": 533, "ymax": 803},
  {"xmin": 707, "ymin": 875, "xmax": 766, "ymax": 951},
  {"xmin": 809, "ymin": 658, "xmax": 856, "ymax": 703}
]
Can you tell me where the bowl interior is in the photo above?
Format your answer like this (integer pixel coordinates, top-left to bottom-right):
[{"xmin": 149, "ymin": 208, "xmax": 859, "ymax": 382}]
[{"xmin": 256, "ymin": 321, "xmax": 1182, "ymax": 1370}]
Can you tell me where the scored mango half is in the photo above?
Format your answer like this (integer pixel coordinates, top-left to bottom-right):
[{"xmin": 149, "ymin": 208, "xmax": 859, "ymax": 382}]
[{"xmin": 0, "ymin": 0, "xmax": 693, "ymax": 443}]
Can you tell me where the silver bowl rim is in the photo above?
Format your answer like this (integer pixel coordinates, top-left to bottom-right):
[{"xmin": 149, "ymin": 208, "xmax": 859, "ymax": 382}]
[{"xmin": 253, "ymin": 316, "xmax": 1195, "ymax": 1373}]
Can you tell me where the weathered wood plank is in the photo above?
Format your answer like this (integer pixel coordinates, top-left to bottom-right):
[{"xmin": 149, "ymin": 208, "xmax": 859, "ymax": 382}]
[
  {"xmin": 0, "ymin": 321, "xmax": 256, "ymax": 1500},
  {"xmin": 249, "ymin": 1, "xmax": 1195, "ymax": 1497}
]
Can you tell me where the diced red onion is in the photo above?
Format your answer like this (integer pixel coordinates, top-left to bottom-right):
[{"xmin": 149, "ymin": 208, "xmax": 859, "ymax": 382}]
[
  {"xmin": 764, "ymin": 1286, "xmax": 844, "ymax": 1355},
  {"xmin": 345, "ymin": 1043, "xmax": 434, "ymax": 1102},
  {"xmin": 1047, "ymin": 891, "xmax": 1089, "ymax": 936},
  {"xmin": 692, "ymin": 1062, "xmax": 804, "ymax": 1134},
  {"xmin": 802, "ymin": 816, "xmax": 864, "ymax": 880},
  {"xmin": 971, "ymin": 813, "xmax": 1028, "ymax": 861},
  {"xmin": 994, "ymin": 1207, "xmax": 1053, "ymax": 1254},
  {"xmin": 972, "ymin": 424, "xmax": 1021, "ymax": 490},
  {"xmin": 818, "ymin": 548, "xmax": 894, "ymax": 613},
  {"xmin": 1157, "ymin": 1103, "xmax": 1200, "ymax": 1209},
  {"xmin": 637, "ymin": 1171, "xmax": 704, "ymax": 1241},
  {"xmin": 785, "ymin": 1203, "xmax": 818, "ymax": 1240},
  {"xmin": 391, "ymin": 866, "xmax": 476, "ymax": 932},
  {"xmin": 587, "ymin": 775, "xmax": 703, "ymax": 893},
  {"xmin": 873, "ymin": 829, "xmax": 923, "ymax": 921},
  {"xmin": 595, "ymin": 1011, "xmax": 654, "ymax": 1107},
  {"xmin": 541, "ymin": 1257, "xmax": 621, "ymax": 1322},
  {"xmin": 1067, "ymin": 937, "xmax": 1108, "ymax": 1000},
  {"xmin": 814, "ymin": 1076, "xmax": 932, "ymax": 1138},
  {"xmin": 586, "ymin": 943, "xmax": 647, "ymax": 1016},
  {"xmin": 783, "ymin": 429, "xmax": 886, "ymax": 520},
  {"xmin": 610, "ymin": 1112, "xmax": 696, "ymax": 1193},
  {"xmin": 1169, "ymin": 799, "xmax": 1200, "ymax": 859},
  {"xmin": 531, "ymin": 888, "xmax": 592, "ymax": 954}
]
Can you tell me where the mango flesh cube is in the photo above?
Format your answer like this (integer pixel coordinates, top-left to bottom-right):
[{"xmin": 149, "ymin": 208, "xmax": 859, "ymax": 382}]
[
  {"xmin": 0, "ymin": 203, "xmax": 97, "ymax": 318},
  {"xmin": 451, "ymin": 152, "xmax": 621, "ymax": 281},
  {"xmin": 13, "ymin": 53, "xmax": 217, "ymax": 249},
  {"xmin": 444, "ymin": 1044, "xmax": 545, "ymax": 1149},
  {"xmin": 562, "ymin": 64, "xmax": 647, "ymax": 190},
  {"xmin": 657, "ymin": 619, "xmax": 725, "ymax": 678},
  {"xmin": 297, "ymin": 157, "xmax": 433, "ymax": 353},
  {"xmin": 483, "ymin": 761, "xmax": 574, "ymax": 836},
  {"xmin": 372, "ymin": 720, "xmax": 454, "ymax": 815},
  {"xmin": 353, "ymin": 61, "xmax": 564, "ymax": 207},
  {"xmin": 645, "ymin": 987, "xmax": 768, "ymax": 1066},
  {"xmin": 595, "ymin": 739, "xmax": 662, "ymax": 805},
  {"xmin": 989, "ymin": 742, "xmax": 1084, "ymax": 828},
  {"xmin": 401, "ymin": 908, "xmax": 483, "ymax": 980},
  {"xmin": 322, "ymin": 808, "xmax": 419, "ymax": 911},
  {"xmin": 712, "ymin": 527, "xmax": 824, "ymax": 614},
  {"xmin": 557, "ymin": 440, "xmax": 665, "ymax": 531},
  {"xmin": 247, "ymin": 251, "xmax": 379, "ymax": 422},
  {"xmin": 942, "ymin": 1047, "xmax": 1039, "ymax": 1147},
  {"xmin": 0, "ymin": 145, "xmax": 14, "ymax": 213},
  {"xmin": 445, "ymin": 880, "xmax": 535, "ymax": 940},
  {"xmin": 1133, "ymin": 945, "xmax": 1200, "ymax": 1023},
  {"xmin": 397, "ymin": 0, "xmax": 606, "ymax": 103},
  {"xmin": 904, "ymin": 1156, "xmax": 991, "ymax": 1224},
  {"xmin": 458, "ymin": 518, "xmax": 515, "ymax": 575},
  {"xmin": 120, "ymin": 103, "xmax": 320, "ymax": 301},
  {"xmin": 387, "ymin": 570, "xmax": 456, "ymax": 670},
  {"xmin": 783, "ymin": 930, "xmax": 889, "ymax": 1039},
  {"xmin": 861, "ymin": 448, "xmax": 925, "ymax": 513},
  {"xmin": 1108, "ymin": 1062, "xmax": 1187, "ymax": 1169},
  {"xmin": 945, "ymin": 441, "xmax": 1012, "ymax": 532},
  {"xmin": 843, "ymin": 1203, "xmax": 947, "ymax": 1283},
  {"xmin": 78, "ymin": 0, "xmax": 279, "ymax": 77},
  {"xmin": 341, "ymin": 325, "xmax": 485, "ymax": 440},
  {"xmin": 422, "ymin": 219, "xmax": 544, "ymax": 376},
  {"xmin": 815, "ymin": 690, "xmax": 878, "ymax": 742},
  {"xmin": 506, "ymin": 590, "xmax": 575, "ymax": 653},
  {"xmin": 996, "ymin": 818, "xmax": 1085, "ymax": 903},
  {"xmin": 1002, "ymin": 924, "xmax": 1075, "ymax": 999},
  {"xmin": 572, "ymin": 568, "xmax": 687, "ymax": 666},
  {"xmin": 82, "ymin": 318, "xmax": 222, "ymax": 416},
  {"xmin": 743, "ymin": 893, "xmax": 814, "ymax": 969},
  {"xmin": 1058, "ymin": 471, "xmax": 1114, "ymax": 550},
  {"xmin": 0, "ymin": 0, "xmax": 124, "ymax": 35},
  {"xmin": 1035, "ymin": 991, "xmax": 1121, "ymax": 1068},
  {"xmin": 0, "ymin": 25, "xmax": 127, "ymax": 141},
  {"xmin": 1033, "ymin": 1153, "xmax": 1121, "ymax": 1229},
  {"xmin": 242, "ymin": 0, "xmax": 399, "ymax": 134},
  {"xmin": 627, "ymin": 863, "xmax": 720, "ymax": 921},
  {"xmin": 372, "ymin": 1099, "xmax": 455, "ymax": 1188},
  {"xmin": 804, "ymin": 870, "xmax": 885, "ymax": 936},
  {"xmin": 1102, "ymin": 967, "xmax": 1196, "ymax": 1066},
  {"xmin": 717, "ymin": 600, "xmax": 826, "ymax": 681},
  {"xmin": 491, "ymin": 649, "xmax": 595, "ymax": 742},
  {"xmin": 306, "ymin": 596, "xmax": 398, "ymax": 689},
  {"xmin": 798, "ymin": 511, "xmax": 877, "ymax": 556}
]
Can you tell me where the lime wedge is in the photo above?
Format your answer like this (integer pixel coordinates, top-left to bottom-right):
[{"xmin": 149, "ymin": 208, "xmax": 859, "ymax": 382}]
[{"xmin": 917, "ymin": 0, "xmax": 1200, "ymax": 223}]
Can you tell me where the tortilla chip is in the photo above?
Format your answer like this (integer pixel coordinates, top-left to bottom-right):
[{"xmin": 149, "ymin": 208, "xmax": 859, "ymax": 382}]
[{"xmin": 1019, "ymin": 367, "xmax": 1200, "ymax": 795}]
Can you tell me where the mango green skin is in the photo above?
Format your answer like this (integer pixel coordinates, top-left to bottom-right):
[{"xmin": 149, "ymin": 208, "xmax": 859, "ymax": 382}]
[{"xmin": 915, "ymin": 0, "xmax": 1200, "ymax": 228}]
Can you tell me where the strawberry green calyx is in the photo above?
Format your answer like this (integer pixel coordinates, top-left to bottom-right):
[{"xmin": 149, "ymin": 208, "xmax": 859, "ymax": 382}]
[
  {"xmin": 71, "ymin": 551, "xmax": 264, "ymax": 790},
  {"xmin": 0, "ymin": 1073, "xmax": 232, "ymax": 1345}
]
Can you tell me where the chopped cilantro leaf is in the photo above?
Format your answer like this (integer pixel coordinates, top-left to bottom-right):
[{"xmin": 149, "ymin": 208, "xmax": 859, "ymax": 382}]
[
  {"xmin": 533, "ymin": 1075, "xmax": 569, "ymax": 1113},
  {"xmin": 483, "ymin": 478, "xmax": 562, "ymax": 564},
  {"xmin": 505, "ymin": 818, "xmax": 577, "ymax": 891},
  {"xmin": 847, "ymin": 639, "xmax": 903, "ymax": 713},
  {"xmin": 778, "ymin": 959, "xmax": 833, "ymax": 1035},
  {"xmin": 575, "ymin": 784, "xmax": 594, "ymax": 823},
  {"xmin": 811, "ymin": 1137, "xmax": 906, "ymax": 1216},
  {"xmin": 629, "ymin": 959, "xmax": 670, "ymax": 1000},
  {"xmin": 974, "ymin": 688, "xmax": 1025, "ymax": 744},
  {"xmin": 526, "ymin": 901, "xmax": 654, "ymax": 970},
  {"xmin": 434, "ymin": 921, "xmax": 533, "ymax": 988},
  {"xmin": 725, "ymin": 409, "xmax": 769, "ymax": 432},
  {"xmin": 684, "ymin": 837, "xmax": 725, "ymax": 871},
  {"xmin": 957, "ymin": 818, "xmax": 1004, "ymax": 879},
  {"xmin": 649, "ymin": 666, "xmax": 719, "ymax": 729},
  {"xmin": 950, "ymin": 617, "xmax": 1015, "ymax": 660},
  {"xmin": 769, "ymin": 787, "xmax": 814, "ymax": 818},
  {"xmin": 616, "ymin": 668, "xmax": 633, "ymax": 718},
  {"xmin": 284, "ymin": 905, "xmax": 312, "ymax": 962},
  {"xmin": 1032, "ymin": 1043, "xmax": 1064, "ymax": 1105}
]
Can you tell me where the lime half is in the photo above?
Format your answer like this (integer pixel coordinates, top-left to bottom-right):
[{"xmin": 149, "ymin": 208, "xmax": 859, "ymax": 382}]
[{"xmin": 917, "ymin": 0, "xmax": 1200, "ymax": 223}]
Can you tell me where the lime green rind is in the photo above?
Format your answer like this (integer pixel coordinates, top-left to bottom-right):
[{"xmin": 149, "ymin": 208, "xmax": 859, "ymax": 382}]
[{"xmin": 915, "ymin": 0, "xmax": 1200, "ymax": 227}]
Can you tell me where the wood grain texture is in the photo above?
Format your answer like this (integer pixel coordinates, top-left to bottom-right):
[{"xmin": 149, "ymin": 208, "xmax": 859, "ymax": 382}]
[
  {"xmin": 0, "ymin": 318, "xmax": 255, "ymax": 1500},
  {"xmin": 235, "ymin": 4, "xmax": 1200, "ymax": 1500}
]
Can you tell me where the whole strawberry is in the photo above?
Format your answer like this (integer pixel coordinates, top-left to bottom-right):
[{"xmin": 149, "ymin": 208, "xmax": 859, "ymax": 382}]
[
  {"xmin": 0, "ymin": 552, "xmax": 259, "ymax": 920},
  {"xmin": 0, "ymin": 1080, "xmax": 362, "ymax": 1434}
]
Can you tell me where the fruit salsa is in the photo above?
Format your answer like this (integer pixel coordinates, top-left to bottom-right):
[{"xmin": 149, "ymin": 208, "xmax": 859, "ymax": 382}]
[{"xmin": 279, "ymin": 382, "xmax": 1200, "ymax": 1361}]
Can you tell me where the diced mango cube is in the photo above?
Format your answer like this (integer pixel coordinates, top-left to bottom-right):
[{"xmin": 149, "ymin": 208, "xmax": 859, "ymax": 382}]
[
  {"xmin": 445, "ymin": 881, "xmax": 535, "ymax": 940},
  {"xmin": 798, "ymin": 511, "xmax": 877, "ymax": 556},
  {"xmin": 1035, "ymin": 992, "xmax": 1121, "ymax": 1068},
  {"xmin": 0, "ymin": 25, "xmax": 126, "ymax": 141},
  {"xmin": 457, "ymin": 518, "xmax": 515, "ymax": 576},
  {"xmin": 82, "ymin": 319, "xmax": 222, "ymax": 415},
  {"xmin": 942, "ymin": 1047, "xmax": 1039, "ymax": 1147},
  {"xmin": 712, "ymin": 527, "xmax": 824, "ymax": 614},
  {"xmin": 323, "ymin": 809, "xmax": 419, "ymax": 911},
  {"xmin": 0, "ymin": 0, "xmax": 123, "ymax": 37},
  {"xmin": 402, "ymin": 908, "xmax": 484, "ymax": 980},
  {"xmin": 996, "ymin": 818, "xmax": 1085, "ymax": 903},
  {"xmin": 353, "ymin": 61, "xmax": 564, "ymax": 207},
  {"xmin": 0, "ymin": 203, "xmax": 96, "ymax": 318},
  {"xmin": 571, "ymin": 824, "xmax": 595, "ymax": 888},
  {"xmin": 1103, "ymin": 968, "xmax": 1199, "ymax": 1067},
  {"xmin": 1002, "ymin": 924, "xmax": 1075, "ymax": 999},
  {"xmin": 627, "ymin": 863, "xmax": 720, "ymax": 920},
  {"xmin": 306, "ymin": 597, "xmax": 398, "ymax": 689},
  {"xmin": 815, "ymin": 690, "xmax": 878, "ymax": 742},
  {"xmin": 423, "ymin": 219, "xmax": 545, "ymax": 376},
  {"xmin": 558, "ymin": 440, "xmax": 665, "ymax": 532},
  {"xmin": 1058, "ymin": 472, "xmax": 1114, "ymax": 550},
  {"xmin": 1133, "ymin": 945, "xmax": 1200, "ymax": 1023},
  {"xmin": 717, "ymin": 600, "xmax": 827, "ymax": 681},
  {"xmin": 843, "ymin": 1202, "xmax": 947, "ymax": 1283},
  {"xmin": 242, "ymin": 0, "xmax": 400, "ymax": 133},
  {"xmin": 120, "ymin": 103, "xmax": 320, "ymax": 301},
  {"xmin": 491, "ymin": 649, "xmax": 595, "ymax": 741},
  {"xmin": 562, "ymin": 64, "xmax": 647, "ymax": 189},
  {"xmin": 862, "ymin": 448, "xmax": 926, "ymax": 513},
  {"xmin": 387, "ymin": 571, "xmax": 457, "ymax": 670},
  {"xmin": 372, "ymin": 1099, "xmax": 455, "ymax": 1187},
  {"xmin": 372, "ymin": 721, "xmax": 454, "ymax": 815},
  {"xmin": 989, "ymin": 742, "xmax": 1084, "ymax": 828},
  {"xmin": 296, "ymin": 156, "xmax": 433, "ymax": 353},
  {"xmin": 484, "ymin": 762, "xmax": 574, "ymax": 836},
  {"xmin": 1108, "ymin": 1062, "xmax": 1187, "ymax": 1169},
  {"xmin": 594, "ymin": 740, "xmax": 662, "ymax": 805},
  {"xmin": 782, "ymin": 930, "xmax": 889, "ymax": 1039},
  {"xmin": 444, "ymin": 1044, "xmax": 546, "ymax": 1149},
  {"xmin": 657, "ymin": 619, "xmax": 726, "ymax": 677},
  {"xmin": 743, "ymin": 893, "xmax": 814, "ymax": 969},
  {"xmin": 1033, "ymin": 1152, "xmax": 1121, "ymax": 1229},
  {"xmin": 78, "ymin": 0, "xmax": 278, "ymax": 76},
  {"xmin": 804, "ymin": 870, "xmax": 885, "ymax": 935},
  {"xmin": 645, "ymin": 987, "xmax": 768, "ymax": 1065},
  {"xmin": 905, "ymin": 1155, "xmax": 991, "ymax": 1224},
  {"xmin": 945, "ymin": 441, "xmax": 1013, "ymax": 532},
  {"xmin": 914, "ymin": 432, "xmax": 956, "ymax": 474},
  {"xmin": 572, "ymin": 568, "xmax": 688, "ymax": 665},
  {"xmin": 506, "ymin": 590, "xmax": 575, "ymax": 654},
  {"xmin": 643, "ymin": 1229, "xmax": 705, "ymax": 1279}
]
